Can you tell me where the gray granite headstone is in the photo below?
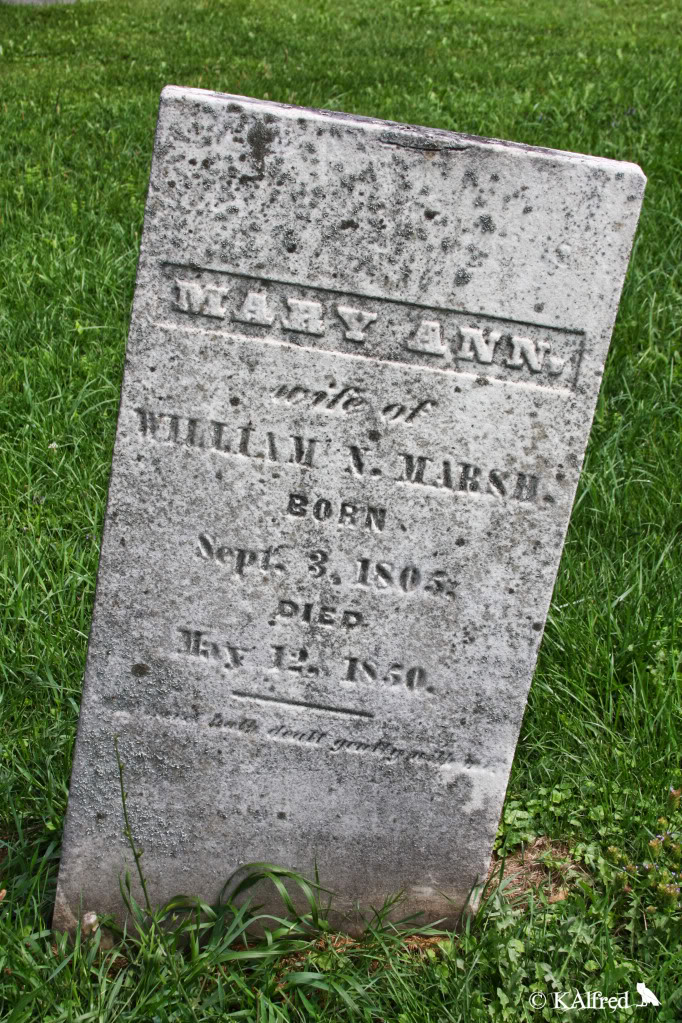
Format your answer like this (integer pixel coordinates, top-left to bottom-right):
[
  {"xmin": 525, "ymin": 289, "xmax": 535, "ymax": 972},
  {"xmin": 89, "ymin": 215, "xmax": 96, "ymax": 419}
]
[{"xmin": 54, "ymin": 86, "xmax": 644, "ymax": 933}]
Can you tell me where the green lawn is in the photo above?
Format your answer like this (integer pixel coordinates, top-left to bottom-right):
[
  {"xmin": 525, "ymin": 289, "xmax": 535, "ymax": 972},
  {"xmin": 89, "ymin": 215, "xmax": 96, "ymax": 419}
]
[{"xmin": 1, "ymin": 0, "xmax": 681, "ymax": 1019}]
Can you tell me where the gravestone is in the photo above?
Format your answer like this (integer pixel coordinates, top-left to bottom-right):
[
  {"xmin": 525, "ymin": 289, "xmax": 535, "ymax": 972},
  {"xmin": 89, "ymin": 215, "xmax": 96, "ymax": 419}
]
[{"xmin": 54, "ymin": 86, "xmax": 645, "ymax": 933}]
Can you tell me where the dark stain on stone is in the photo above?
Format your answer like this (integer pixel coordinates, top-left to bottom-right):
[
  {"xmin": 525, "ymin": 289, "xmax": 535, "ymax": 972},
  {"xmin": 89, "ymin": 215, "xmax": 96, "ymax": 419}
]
[
  {"xmin": 477, "ymin": 214, "xmax": 496, "ymax": 232},
  {"xmin": 446, "ymin": 774, "xmax": 474, "ymax": 802},
  {"xmin": 339, "ymin": 219, "xmax": 359, "ymax": 230},
  {"xmin": 244, "ymin": 119, "xmax": 277, "ymax": 179},
  {"xmin": 131, "ymin": 663, "xmax": 150, "ymax": 677},
  {"xmin": 424, "ymin": 209, "xmax": 438, "ymax": 220}
]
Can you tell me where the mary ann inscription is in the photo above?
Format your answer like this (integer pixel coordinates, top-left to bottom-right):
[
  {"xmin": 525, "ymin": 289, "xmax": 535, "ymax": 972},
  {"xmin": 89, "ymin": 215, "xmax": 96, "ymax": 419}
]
[{"xmin": 54, "ymin": 87, "xmax": 644, "ymax": 932}]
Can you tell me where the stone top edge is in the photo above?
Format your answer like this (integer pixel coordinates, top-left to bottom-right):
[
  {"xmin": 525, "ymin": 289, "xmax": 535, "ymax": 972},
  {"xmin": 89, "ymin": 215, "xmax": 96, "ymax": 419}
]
[{"xmin": 159, "ymin": 84, "xmax": 646, "ymax": 184}]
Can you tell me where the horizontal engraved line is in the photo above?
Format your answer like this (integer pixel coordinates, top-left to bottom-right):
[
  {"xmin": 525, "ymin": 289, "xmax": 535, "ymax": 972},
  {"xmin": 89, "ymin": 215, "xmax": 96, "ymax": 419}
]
[
  {"xmin": 231, "ymin": 690, "xmax": 374, "ymax": 719},
  {"xmin": 162, "ymin": 261, "xmax": 585, "ymax": 336},
  {"xmin": 152, "ymin": 322, "xmax": 574, "ymax": 394}
]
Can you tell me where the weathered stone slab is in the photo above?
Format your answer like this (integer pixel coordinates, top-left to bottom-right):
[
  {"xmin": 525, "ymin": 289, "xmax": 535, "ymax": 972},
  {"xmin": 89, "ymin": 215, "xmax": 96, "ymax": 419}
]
[{"xmin": 54, "ymin": 87, "xmax": 645, "ymax": 933}]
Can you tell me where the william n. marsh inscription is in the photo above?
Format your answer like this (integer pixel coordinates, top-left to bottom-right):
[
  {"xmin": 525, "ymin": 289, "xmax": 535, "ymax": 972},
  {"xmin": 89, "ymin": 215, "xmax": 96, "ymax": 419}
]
[{"xmin": 54, "ymin": 87, "xmax": 645, "ymax": 933}]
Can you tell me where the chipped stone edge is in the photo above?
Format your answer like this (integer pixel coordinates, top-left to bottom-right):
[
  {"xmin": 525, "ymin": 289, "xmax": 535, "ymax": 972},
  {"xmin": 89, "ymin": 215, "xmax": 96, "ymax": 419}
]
[{"xmin": 159, "ymin": 84, "xmax": 647, "ymax": 184}]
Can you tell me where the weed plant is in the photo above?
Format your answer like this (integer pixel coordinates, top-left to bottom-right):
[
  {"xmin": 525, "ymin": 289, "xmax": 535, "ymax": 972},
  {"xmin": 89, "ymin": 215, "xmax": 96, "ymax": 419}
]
[{"xmin": 1, "ymin": 0, "xmax": 681, "ymax": 1019}]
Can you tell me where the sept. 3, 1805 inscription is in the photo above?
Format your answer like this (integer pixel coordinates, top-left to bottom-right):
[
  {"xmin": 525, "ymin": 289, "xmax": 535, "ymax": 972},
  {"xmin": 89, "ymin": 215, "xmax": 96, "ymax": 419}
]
[{"xmin": 54, "ymin": 88, "xmax": 645, "ymax": 933}]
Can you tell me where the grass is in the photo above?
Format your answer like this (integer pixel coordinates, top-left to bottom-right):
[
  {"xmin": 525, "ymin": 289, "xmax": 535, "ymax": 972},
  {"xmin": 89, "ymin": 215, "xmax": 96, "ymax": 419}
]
[{"xmin": 0, "ymin": 0, "xmax": 681, "ymax": 1018}]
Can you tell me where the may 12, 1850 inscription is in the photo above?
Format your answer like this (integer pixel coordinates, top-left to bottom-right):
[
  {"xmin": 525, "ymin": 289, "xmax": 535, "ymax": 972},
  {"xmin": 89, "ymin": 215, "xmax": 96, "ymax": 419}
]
[{"xmin": 54, "ymin": 87, "xmax": 645, "ymax": 932}]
